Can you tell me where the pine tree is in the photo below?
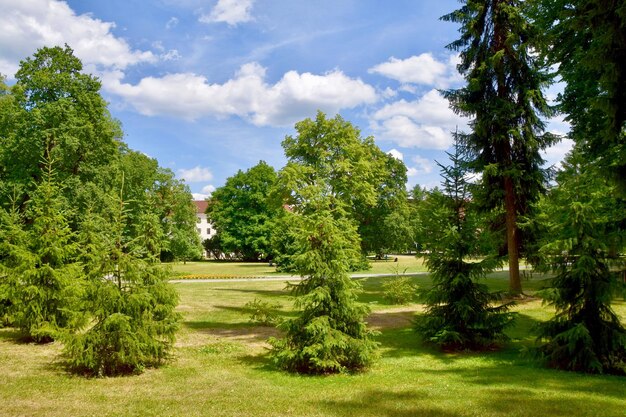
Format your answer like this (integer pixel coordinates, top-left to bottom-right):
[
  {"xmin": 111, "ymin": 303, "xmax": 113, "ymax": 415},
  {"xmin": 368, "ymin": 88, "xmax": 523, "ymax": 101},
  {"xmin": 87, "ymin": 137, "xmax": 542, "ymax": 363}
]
[
  {"xmin": 534, "ymin": 152, "xmax": 626, "ymax": 375},
  {"xmin": 442, "ymin": 0, "xmax": 558, "ymax": 295},
  {"xmin": 416, "ymin": 143, "xmax": 515, "ymax": 351}
]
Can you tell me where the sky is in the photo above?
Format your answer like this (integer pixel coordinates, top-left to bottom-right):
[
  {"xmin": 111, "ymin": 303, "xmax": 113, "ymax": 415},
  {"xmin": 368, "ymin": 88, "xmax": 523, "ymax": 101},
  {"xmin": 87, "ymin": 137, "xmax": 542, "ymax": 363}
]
[{"xmin": 0, "ymin": 0, "xmax": 573, "ymax": 199}]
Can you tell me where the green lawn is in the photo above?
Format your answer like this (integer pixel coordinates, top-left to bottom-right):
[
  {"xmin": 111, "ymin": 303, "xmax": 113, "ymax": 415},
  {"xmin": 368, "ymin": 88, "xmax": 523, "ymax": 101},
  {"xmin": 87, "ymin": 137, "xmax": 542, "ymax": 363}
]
[
  {"xmin": 170, "ymin": 254, "xmax": 428, "ymax": 277},
  {"xmin": 1, "ymin": 273, "xmax": 625, "ymax": 417}
]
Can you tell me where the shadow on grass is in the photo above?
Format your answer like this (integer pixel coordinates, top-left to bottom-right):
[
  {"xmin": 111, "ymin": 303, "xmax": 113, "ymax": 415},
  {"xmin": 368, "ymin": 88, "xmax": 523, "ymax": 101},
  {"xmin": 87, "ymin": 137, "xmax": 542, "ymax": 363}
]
[
  {"xmin": 320, "ymin": 389, "xmax": 460, "ymax": 417},
  {"xmin": 211, "ymin": 287, "xmax": 291, "ymax": 298}
]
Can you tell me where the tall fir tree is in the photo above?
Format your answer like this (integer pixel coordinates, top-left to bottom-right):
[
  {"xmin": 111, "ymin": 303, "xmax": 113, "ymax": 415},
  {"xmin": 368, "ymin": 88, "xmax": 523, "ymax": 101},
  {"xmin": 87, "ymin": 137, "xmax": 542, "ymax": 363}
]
[
  {"xmin": 416, "ymin": 143, "xmax": 515, "ymax": 351},
  {"xmin": 442, "ymin": 0, "xmax": 558, "ymax": 295}
]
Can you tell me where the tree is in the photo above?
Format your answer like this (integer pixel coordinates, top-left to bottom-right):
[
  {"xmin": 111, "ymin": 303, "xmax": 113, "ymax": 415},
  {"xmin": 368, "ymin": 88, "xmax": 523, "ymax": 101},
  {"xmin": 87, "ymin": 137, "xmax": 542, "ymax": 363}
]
[
  {"xmin": 532, "ymin": 0, "xmax": 626, "ymax": 189},
  {"xmin": 64, "ymin": 189, "xmax": 180, "ymax": 376},
  {"xmin": 0, "ymin": 45, "xmax": 122, "ymax": 219},
  {"xmin": 442, "ymin": 0, "xmax": 558, "ymax": 295},
  {"xmin": 8, "ymin": 156, "xmax": 85, "ymax": 342},
  {"xmin": 357, "ymin": 153, "xmax": 413, "ymax": 258},
  {"xmin": 534, "ymin": 151, "xmax": 626, "ymax": 375},
  {"xmin": 416, "ymin": 144, "xmax": 515, "ymax": 350},
  {"xmin": 208, "ymin": 161, "xmax": 279, "ymax": 261},
  {"xmin": 269, "ymin": 113, "xmax": 378, "ymax": 374},
  {"xmin": 278, "ymin": 111, "xmax": 410, "ymax": 262}
]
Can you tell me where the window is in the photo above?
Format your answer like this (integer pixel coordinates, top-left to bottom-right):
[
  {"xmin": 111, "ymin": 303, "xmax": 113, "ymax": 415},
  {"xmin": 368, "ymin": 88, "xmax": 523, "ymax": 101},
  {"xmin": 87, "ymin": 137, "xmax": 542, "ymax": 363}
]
[
  {"xmin": 196, "ymin": 217, "xmax": 201, "ymax": 223},
  {"xmin": 196, "ymin": 228, "xmax": 201, "ymax": 234},
  {"xmin": 207, "ymin": 228, "xmax": 211, "ymax": 235}
]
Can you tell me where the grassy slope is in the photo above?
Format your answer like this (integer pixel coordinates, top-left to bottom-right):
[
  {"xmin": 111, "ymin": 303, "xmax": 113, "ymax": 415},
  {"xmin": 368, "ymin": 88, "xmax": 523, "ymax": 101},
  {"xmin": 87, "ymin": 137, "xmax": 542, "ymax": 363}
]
[{"xmin": 1, "ymin": 274, "xmax": 625, "ymax": 417}]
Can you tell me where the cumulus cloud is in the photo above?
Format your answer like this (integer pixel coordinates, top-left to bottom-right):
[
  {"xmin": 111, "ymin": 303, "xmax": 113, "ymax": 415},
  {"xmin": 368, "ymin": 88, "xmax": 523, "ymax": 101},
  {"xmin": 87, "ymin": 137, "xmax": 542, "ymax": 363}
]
[
  {"xmin": 371, "ymin": 89, "xmax": 467, "ymax": 150},
  {"xmin": 369, "ymin": 53, "xmax": 461, "ymax": 88},
  {"xmin": 199, "ymin": 0, "xmax": 254, "ymax": 26},
  {"xmin": 104, "ymin": 62, "xmax": 377, "ymax": 126},
  {"xmin": 387, "ymin": 148, "xmax": 403, "ymax": 160},
  {"xmin": 178, "ymin": 166, "xmax": 214, "ymax": 182},
  {"xmin": 0, "ymin": 0, "xmax": 155, "ymax": 77},
  {"xmin": 407, "ymin": 155, "xmax": 433, "ymax": 177}
]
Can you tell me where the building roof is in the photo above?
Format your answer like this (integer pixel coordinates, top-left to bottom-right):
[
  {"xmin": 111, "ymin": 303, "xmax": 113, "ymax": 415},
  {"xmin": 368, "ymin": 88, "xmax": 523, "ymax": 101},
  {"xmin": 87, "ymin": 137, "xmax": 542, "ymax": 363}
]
[{"xmin": 193, "ymin": 200, "xmax": 208, "ymax": 214}]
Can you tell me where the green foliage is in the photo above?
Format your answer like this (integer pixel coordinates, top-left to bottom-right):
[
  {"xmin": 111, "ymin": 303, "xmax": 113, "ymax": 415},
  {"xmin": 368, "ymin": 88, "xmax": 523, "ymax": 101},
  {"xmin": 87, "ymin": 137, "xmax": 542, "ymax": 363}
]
[
  {"xmin": 532, "ymin": 0, "xmax": 626, "ymax": 189},
  {"xmin": 208, "ymin": 161, "xmax": 279, "ymax": 261},
  {"xmin": 382, "ymin": 276, "xmax": 417, "ymax": 305},
  {"xmin": 269, "ymin": 113, "xmax": 379, "ymax": 374},
  {"xmin": 1, "ymin": 45, "xmax": 122, "ymax": 219},
  {"xmin": 416, "ymin": 145, "xmax": 515, "ymax": 351},
  {"xmin": 5, "ymin": 158, "xmax": 86, "ymax": 343},
  {"xmin": 64, "ymin": 194, "xmax": 181, "ymax": 376},
  {"xmin": 245, "ymin": 298, "xmax": 282, "ymax": 326},
  {"xmin": 534, "ymin": 154, "xmax": 626, "ymax": 375},
  {"xmin": 442, "ymin": 1, "xmax": 558, "ymax": 294}
]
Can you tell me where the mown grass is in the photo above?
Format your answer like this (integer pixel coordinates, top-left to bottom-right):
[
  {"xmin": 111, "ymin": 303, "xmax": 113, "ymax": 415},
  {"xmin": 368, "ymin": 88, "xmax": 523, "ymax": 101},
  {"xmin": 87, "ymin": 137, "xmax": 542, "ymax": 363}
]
[
  {"xmin": 1, "ymin": 273, "xmax": 625, "ymax": 417},
  {"xmin": 170, "ymin": 254, "xmax": 427, "ymax": 278}
]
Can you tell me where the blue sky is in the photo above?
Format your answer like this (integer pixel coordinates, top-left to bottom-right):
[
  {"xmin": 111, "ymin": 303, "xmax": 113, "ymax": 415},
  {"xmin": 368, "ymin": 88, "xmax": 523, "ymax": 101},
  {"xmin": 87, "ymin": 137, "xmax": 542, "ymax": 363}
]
[{"xmin": 0, "ymin": 0, "xmax": 572, "ymax": 199}]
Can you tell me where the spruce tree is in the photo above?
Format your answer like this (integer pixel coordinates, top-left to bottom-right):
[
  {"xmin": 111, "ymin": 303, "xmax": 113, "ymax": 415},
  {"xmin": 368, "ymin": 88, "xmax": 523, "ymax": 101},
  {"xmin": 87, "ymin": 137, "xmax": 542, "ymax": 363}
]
[
  {"xmin": 535, "ymin": 152, "xmax": 626, "ymax": 375},
  {"xmin": 10, "ymin": 157, "xmax": 85, "ymax": 342},
  {"xmin": 416, "ymin": 144, "xmax": 515, "ymax": 351},
  {"xmin": 64, "ymin": 189, "xmax": 180, "ymax": 376},
  {"xmin": 442, "ymin": 0, "xmax": 558, "ymax": 295},
  {"xmin": 269, "ymin": 113, "xmax": 378, "ymax": 374}
]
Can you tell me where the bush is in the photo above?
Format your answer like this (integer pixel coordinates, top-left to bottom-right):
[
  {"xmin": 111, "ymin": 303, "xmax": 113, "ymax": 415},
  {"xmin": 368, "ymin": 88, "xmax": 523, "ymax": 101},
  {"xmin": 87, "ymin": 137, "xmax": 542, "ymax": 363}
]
[{"xmin": 382, "ymin": 277, "xmax": 417, "ymax": 305}]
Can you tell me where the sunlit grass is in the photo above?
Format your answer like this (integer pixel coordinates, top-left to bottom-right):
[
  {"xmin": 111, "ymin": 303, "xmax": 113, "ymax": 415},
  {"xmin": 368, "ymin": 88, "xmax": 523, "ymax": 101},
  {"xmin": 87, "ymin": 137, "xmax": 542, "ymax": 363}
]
[
  {"xmin": 1, "ymin": 273, "xmax": 625, "ymax": 417},
  {"xmin": 170, "ymin": 254, "xmax": 428, "ymax": 278}
]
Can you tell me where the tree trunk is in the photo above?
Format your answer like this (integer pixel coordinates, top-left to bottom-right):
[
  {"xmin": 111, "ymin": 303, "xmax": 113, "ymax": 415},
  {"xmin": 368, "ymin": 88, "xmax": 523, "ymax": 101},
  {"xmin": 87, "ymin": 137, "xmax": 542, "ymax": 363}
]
[{"xmin": 504, "ymin": 176, "xmax": 521, "ymax": 295}]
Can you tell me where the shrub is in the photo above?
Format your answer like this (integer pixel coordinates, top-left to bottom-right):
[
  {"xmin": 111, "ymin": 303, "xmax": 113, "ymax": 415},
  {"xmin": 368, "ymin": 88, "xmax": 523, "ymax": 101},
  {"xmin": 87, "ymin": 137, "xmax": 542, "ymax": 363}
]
[{"xmin": 382, "ymin": 277, "xmax": 417, "ymax": 305}]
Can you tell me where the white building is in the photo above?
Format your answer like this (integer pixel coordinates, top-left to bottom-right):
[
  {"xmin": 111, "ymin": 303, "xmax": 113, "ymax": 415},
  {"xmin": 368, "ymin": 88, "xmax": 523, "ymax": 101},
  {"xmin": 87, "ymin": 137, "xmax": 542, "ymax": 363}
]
[{"xmin": 193, "ymin": 200, "xmax": 214, "ymax": 242}]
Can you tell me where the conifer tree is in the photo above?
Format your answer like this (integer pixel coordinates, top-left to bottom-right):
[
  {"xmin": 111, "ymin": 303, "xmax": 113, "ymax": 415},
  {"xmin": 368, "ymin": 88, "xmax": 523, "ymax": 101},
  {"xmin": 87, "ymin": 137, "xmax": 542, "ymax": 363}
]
[
  {"xmin": 10, "ymin": 156, "xmax": 85, "ymax": 342},
  {"xmin": 0, "ymin": 202, "xmax": 32, "ymax": 327},
  {"xmin": 269, "ymin": 113, "xmax": 378, "ymax": 374},
  {"xmin": 416, "ymin": 143, "xmax": 515, "ymax": 351},
  {"xmin": 64, "ymin": 187, "xmax": 180, "ymax": 376},
  {"xmin": 534, "ymin": 152, "xmax": 626, "ymax": 375},
  {"xmin": 442, "ymin": 0, "xmax": 558, "ymax": 295}
]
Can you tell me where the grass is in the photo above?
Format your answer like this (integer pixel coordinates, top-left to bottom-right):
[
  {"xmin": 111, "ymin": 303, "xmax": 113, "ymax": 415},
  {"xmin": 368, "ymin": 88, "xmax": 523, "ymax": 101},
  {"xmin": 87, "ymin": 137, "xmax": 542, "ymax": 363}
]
[
  {"xmin": 1, "ymin": 272, "xmax": 625, "ymax": 417},
  {"xmin": 170, "ymin": 254, "xmax": 428, "ymax": 278}
]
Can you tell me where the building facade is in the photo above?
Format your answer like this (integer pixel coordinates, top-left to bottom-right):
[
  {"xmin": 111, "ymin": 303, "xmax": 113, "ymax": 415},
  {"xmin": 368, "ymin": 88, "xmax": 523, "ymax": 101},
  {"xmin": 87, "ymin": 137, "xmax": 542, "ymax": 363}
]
[{"xmin": 193, "ymin": 200, "xmax": 214, "ymax": 243}]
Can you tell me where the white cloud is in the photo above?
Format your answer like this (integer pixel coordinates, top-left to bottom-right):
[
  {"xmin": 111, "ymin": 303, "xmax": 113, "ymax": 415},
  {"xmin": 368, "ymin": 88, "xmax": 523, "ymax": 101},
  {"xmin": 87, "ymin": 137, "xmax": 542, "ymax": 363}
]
[
  {"xmin": 0, "ymin": 0, "xmax": 155, "ymax": 77},
  {"xmin": 371, "ymin": 89, "xmax": 467, "ymax": 150},
  {"xmin": 201, "ymin": 184, "xmax": 216, "ymax": 194},
  {"xmin": 369, "ymin": 53, "xmax": 461, "ymax": 88},
  {"xmin": 161, "ymin": 49, "xmax": 182, "ymax": 61},
  {"xmin": 104, "ymin": 62, "xmax": 377, "ymax": 126},
  {"xmin": 199, "ymin": 0, "xmax": 254, "ymax": 26},
  {"xmin": 166, "ymin": 16, "xmax": 179, "ymax": 29},
  {"xmin": 178, "ymin": 166, "xmax": 214, "ymax": 182},
  {"xmin": 409, "ymin": 155, "xmax": 433, "ymax": 175},
  {"xmin": 542, "ymin": 138, "xmax": 574, "ymax": 169},
  {"xmin": 192, "ymin": 192, "xmax": 210, "ymax": 200},
  {"xmin": 388, "ymin": 148, "xmax": 403, "ymax": 160}
]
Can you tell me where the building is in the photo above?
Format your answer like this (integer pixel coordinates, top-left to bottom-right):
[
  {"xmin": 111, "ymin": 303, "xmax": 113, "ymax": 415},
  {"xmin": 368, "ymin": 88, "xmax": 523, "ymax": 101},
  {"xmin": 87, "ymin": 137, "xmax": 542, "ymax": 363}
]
[{"xmin": 193, "ymin": 200, "xmax": 214, "ymax": 243}]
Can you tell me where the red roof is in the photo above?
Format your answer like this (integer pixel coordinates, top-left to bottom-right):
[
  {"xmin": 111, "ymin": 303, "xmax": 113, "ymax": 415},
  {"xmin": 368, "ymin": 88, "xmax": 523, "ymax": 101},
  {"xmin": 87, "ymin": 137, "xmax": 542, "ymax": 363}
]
[{"xmin": 193, "ymin": 200, "xmax": 208, "ymax": 214}]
